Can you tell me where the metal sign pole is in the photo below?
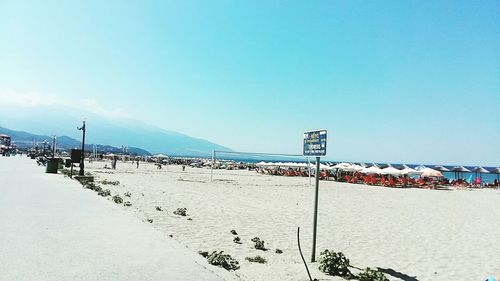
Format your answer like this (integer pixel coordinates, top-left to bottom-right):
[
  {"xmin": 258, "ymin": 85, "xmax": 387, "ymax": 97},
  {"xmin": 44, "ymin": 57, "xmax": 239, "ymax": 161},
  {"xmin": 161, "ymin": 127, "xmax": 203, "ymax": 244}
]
[
  {"xmin": 308, "ymin": 156, "xmax": 311, "ymax": 185},
  {"xmin": 311, "ymin": 156, "xmax": 320, "ymax": 262}
]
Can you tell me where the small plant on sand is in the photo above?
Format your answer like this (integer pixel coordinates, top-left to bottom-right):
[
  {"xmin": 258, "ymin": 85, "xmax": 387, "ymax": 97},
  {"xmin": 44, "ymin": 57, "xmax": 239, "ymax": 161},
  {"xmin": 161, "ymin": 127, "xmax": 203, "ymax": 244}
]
[
  {"xmin": 124, "ymin": 192, "xmax": 131, "ymax": 197},
  {"xmin": 123, "ymin": 201, "xmax": 132, "ymax": 207},
  {"xmin": 357, "ymin": 268, "xmax": 389, "ymax": 281},
  {"xmin": 101, "ymin": 179, "xmax": 120, "ymax": 185},
  {"xmin": 206, "ymin": 251, "xmax": 240, "ymax": 271},
  {"xmin": 173, "ymin": 207, "xmax": 187, "ymax": 216},
  {"xmin": 112, "ymin": 195, "xmax": 123, "ymax": 204},
  {"xmin": 245, "ymin": 255, "xmax": 267, "ymax": 264},
  {"xmin": 318, "ymin": 250, "xmax": 353, "ymax": 279},
  {"xmin": 198, "ymin": 251, "xmax": 209, "ymax": 258},
  {"xmin": 59, "ymin": 168, "xmax": 73, "ymax": 177},
  {"xmin": 275, "ymin": 249, "xmax": 283, "ymax": 254},
  {"xmin": 147, "ymin": 218, "xmax": 153, "ymax": 223},
  {"xmin": 230, "ymin": 230, "xmax": 238, "ymax": 235},
  {"xmin": 251, "ymin": 237, "xmax": 267, "ymax": 251},
  {"xmin": 233, "ymin": 236, "xmax": 241, "ymax": 244},
  {"xmin": 155, "ymin": 206, "xmax": 163, "ymax": 211},
  {"xmin": 98, "ymin": 189, "xmax": 111, "ymax": 197}
]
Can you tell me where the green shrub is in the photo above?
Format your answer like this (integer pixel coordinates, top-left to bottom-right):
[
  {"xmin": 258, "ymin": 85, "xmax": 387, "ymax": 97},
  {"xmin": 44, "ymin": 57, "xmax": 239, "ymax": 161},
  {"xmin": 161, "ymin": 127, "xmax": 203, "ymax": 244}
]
[
  {"xmin": 101, "ymin": 179, "xmax": 120, "ymax": 185},
  {"xmin": 206, "ymin": 251, "xmax": 240, "ymax": 271},
  {"xmin": 357, "ymin": 268, "xmax": 388, "ymax": 281},
  {"xmin": 123, "ymin": 201, "xmax": 132, "ymax": 207},
  {"xmin": 233, "ymin": 236, "xmax": 241, "ymax": 244},
  {"xmin": 124, "ymin": 192, "xmax": 132, "ymax": 197},
  {"xmin": 173, "ymin": 207, "xmax": 187, "ymax": 216},
  {"xmin": 245, "ymin": 255, "xmax": 267, "ymax": 264},
  {"xmin": 251, "ymin": 237, "xmax": 267, "ymax": 251},
  {"xmin": 98, "ymin": 189, "xmax": 111, "ymax": 197},
  {"xmin": 155, "ymin": 206, "xmax": 163, "ymax": 211},
  {"xmin": 230, "ymin": 230, "xmax": 238, "ymax": 235},
  {"xmin": 112, "ymin": 195, "xmax": 123, "ymax": 204},
  {"xmin": 59, "ymin": 168, "xmax": 73, "ymax": 177},
  {"xmin": 275, "ymin": 249, "xmax": 283, "ymax": 254},
  {"xmin": 318, "ymin": 250, "xmax": 352, "ymax": 278}
]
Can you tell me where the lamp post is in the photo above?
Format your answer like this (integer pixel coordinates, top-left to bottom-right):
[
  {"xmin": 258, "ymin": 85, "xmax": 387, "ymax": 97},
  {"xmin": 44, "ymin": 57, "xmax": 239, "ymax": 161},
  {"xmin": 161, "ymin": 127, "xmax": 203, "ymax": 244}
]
[{"xmin": 77, "ymin": 119, "xmax": 86, "ymax": 176}]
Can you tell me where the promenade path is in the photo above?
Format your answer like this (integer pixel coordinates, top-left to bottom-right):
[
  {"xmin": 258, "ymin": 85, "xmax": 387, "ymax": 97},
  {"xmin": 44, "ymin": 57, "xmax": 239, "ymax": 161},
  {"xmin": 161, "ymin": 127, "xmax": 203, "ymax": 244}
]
[{"xmin": 0, "ymin": 156, "xmax": 230, "ymax": 281}]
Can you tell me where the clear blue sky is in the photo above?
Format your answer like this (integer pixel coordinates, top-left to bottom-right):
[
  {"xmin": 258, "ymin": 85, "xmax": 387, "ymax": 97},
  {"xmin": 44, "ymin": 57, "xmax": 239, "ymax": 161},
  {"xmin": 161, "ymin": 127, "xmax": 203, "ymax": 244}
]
[{"xmin": 0, "ymin": 0, "xmax": 499, "ymax": 165}]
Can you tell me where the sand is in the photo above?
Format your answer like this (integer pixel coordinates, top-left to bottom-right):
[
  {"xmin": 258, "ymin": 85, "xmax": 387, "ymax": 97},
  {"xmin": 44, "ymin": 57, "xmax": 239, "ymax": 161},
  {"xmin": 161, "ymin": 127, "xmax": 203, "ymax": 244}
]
[
  {"xmin": 85, "ymin": 160, "xmax": 499, "ymax": 280},
  {"xmin": 0, "ymin": 157, "xmax": 233, "ymax": 281}
]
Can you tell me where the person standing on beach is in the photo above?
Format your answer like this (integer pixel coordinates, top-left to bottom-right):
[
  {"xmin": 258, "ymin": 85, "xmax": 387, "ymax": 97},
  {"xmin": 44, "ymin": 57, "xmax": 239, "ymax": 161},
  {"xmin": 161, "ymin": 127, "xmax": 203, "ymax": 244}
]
[{"xmin": 136, "ymin": 159, "xmax": 139, "ymax": 168}]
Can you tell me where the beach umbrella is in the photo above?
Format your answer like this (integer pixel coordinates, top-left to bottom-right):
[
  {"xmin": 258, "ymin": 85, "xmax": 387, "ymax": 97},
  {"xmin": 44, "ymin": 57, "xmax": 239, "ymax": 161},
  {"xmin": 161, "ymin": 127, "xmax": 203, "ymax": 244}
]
[
  {"xmin": 434, "ymin": 165, "xmax": 450, "ymax": 172},
  {"xmin": 415, "ymin": 165, "xmax": 428, "ymax": 171},
  {"xmin": 471, "ymin": 166, "xmax": 489, "ymax": 181},
  {"xmin": 380, "ymin": 166, "xmax": 402, "ymax": 176},
  {"xmin": 343, "ymin": 164, "xmax": 364, "ymax": 172},
  {"xmin": 420, "ymin": 167, "xmax": 443, "ymax": 178},
  {"xmin": 397, "ymin": 164, "xmax": 410, "ymax": 170},
  {"xmin": 400, "ymin": 167, "xmax": 421, "ymax": 175},
  {"xmin": 451, "ymin": 166, "xmax": 471, "ymax": 180},
  {"xmin": 361, "ymin": 166, "xmax": 383, "ymax": 174},
  {"xmin": 331, "ymin": 162, "xmax": 351, "ymax": 169},
  {"xmin": 490, "ymin": 167, "xmax": 500, "ymax": 183}
]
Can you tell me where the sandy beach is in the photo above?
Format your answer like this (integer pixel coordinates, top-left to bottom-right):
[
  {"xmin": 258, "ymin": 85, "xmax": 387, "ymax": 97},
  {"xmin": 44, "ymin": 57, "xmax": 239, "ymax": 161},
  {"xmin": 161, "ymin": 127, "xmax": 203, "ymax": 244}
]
[{"xmin": 82, "ymin": 160, "xmax": 500, "ymax": 281}]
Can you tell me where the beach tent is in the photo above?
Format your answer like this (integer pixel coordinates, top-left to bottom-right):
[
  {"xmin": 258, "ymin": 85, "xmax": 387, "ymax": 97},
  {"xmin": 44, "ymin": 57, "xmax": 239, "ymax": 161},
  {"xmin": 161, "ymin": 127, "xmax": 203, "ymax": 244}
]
[
  {"xmin": 451, "ymin": 166, "xmax": 471, "ymax": 180},
  {"xmin": 420, "ymin": 167, "xmax": 443, "ymax": 178},
  {"xmin": 380, "ymin": 166, "xmax": 402, "ymax": 176}
]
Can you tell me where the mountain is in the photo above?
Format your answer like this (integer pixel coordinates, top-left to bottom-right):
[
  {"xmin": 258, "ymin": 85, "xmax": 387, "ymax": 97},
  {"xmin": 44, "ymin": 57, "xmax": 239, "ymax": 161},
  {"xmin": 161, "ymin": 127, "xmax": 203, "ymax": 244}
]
[
  {"xmin": 0, "ymin": 108, "xmax": 231, "ymax": 157},
  {"xmin": 0, "ymin": 126, "xmax": 151, "ymax": 155}
]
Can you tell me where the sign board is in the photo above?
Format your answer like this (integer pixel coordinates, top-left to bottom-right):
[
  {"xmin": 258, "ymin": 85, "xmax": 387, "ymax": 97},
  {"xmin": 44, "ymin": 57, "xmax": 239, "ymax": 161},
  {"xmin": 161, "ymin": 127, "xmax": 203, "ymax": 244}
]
[
  {"xmin": 303, "ymin": 130, "xmax": 327, "ymax": 156},
  {"xmin": 71, "ymin": 149, "xmax": 82, "ymax": 163}
]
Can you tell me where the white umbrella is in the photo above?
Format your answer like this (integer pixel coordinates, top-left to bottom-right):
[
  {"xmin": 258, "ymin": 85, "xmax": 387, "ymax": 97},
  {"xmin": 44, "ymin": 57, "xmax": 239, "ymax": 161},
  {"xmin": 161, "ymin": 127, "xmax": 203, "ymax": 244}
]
[
  {"xmin": 434, "ymin": 165, "xmax": 450, "ymax": 172},
  {"xmin": 415, "ymin": 165, "xmax": 428, "ymax": 171},
  {"xmin": 380, "ymin": 167, "xmax": 402, "ymax": 176},
  {"xmin": 331, "ymin": 162, "xmax": 351, "ymax": 169},
  {"xmin": 400, "ymin": 167, "xmax": 421, "ymax": 175},
  {"xmin": 361, "ymin": 166, "xmax": 383, "ymax": 174},
  {"xmin": 420, "ymin": 167, "xmax": 443, "ymax": 177},
  {"xmin": 344, "ymin": 164, "xmax": 364, "ymax": 172}
]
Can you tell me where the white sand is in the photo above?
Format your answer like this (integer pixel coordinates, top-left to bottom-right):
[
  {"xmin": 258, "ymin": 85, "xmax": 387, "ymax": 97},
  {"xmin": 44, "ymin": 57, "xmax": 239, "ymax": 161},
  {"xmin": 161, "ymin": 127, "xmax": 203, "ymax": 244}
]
[
  {"xmin": 0, "ymin": 157, "xmax": 233, "ymax": 281},
  {"xmin": 84, "ymin": 160, "xmax": 500, "ymax": 281}
]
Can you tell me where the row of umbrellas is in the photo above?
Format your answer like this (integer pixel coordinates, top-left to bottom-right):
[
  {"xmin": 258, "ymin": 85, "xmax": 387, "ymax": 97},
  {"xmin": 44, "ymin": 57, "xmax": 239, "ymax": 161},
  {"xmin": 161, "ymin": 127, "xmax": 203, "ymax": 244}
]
[{"xmin": 255, "ymin": 161, "xmax": 500, "ymax": 179}]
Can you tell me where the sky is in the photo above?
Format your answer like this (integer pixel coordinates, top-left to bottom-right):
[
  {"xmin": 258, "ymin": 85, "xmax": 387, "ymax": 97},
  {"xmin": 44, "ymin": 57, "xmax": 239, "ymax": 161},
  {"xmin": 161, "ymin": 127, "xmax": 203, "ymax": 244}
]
[{"xmin": 0, "ymin": 0, "xmax": 499, "ymax": 166}]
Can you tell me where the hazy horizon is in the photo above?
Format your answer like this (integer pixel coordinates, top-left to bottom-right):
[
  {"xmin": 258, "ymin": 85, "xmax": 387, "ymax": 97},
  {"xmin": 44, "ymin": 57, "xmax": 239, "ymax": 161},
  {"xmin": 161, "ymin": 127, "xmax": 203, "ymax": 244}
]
[{"xmin": 1, "ymin": 1, "xmax": 499, "ymax": 166}]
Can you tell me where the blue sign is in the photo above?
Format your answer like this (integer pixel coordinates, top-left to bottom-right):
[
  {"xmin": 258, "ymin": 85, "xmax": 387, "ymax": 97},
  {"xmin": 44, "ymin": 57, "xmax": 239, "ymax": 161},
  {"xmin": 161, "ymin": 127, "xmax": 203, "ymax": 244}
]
[{"xmin": 303, "ymin": 130, "xmax": 327, "ymax": 156}]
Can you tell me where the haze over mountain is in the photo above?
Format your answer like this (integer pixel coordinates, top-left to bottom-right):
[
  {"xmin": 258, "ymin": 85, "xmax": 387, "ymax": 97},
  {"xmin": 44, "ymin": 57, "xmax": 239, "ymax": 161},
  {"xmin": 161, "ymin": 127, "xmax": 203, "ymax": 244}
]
[
  {"xmin": 0, "ymin": 101, "xmax": 231, "ymax": 157},
  {"xmin": 0, "ymin": 126, "xmax": 151, "ymax": 155}
]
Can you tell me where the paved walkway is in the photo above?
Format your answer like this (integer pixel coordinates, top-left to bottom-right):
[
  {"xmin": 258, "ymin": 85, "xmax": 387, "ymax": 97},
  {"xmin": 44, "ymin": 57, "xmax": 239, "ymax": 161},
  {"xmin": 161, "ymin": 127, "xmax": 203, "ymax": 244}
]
[{"xmin": 0, "ymin": 156, "xmax": 230, "ymax": 281}]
